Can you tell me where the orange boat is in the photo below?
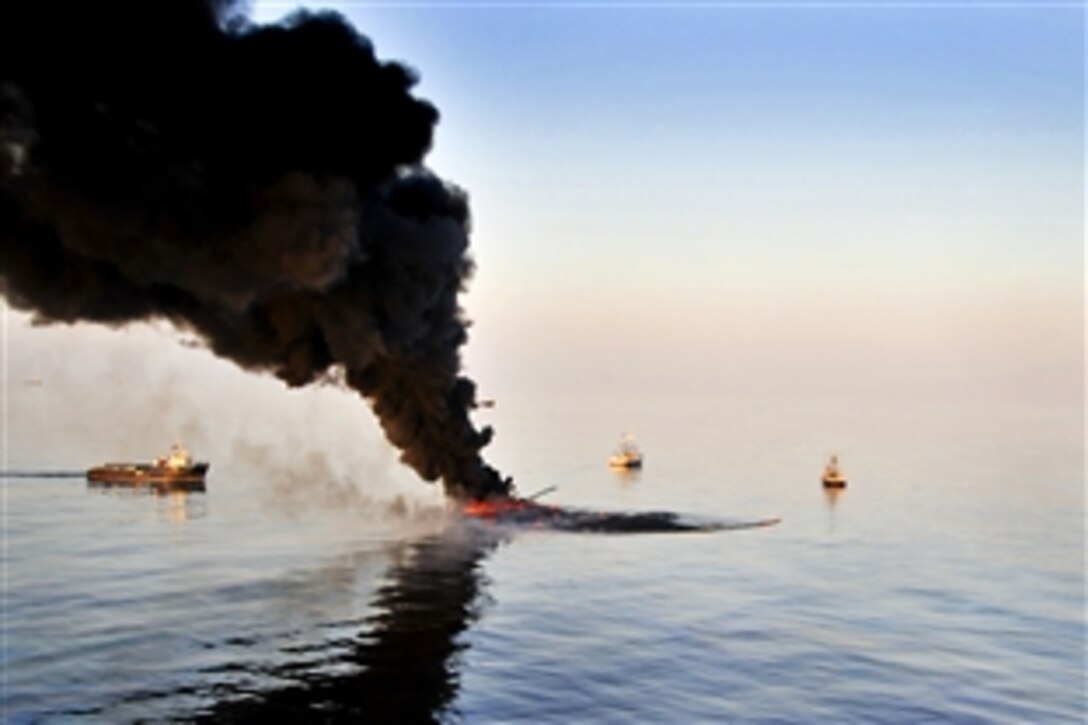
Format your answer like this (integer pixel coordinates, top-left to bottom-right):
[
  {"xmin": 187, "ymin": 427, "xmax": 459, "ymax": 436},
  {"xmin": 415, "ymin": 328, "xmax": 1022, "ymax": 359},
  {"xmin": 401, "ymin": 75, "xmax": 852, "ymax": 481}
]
[
  {"xmin": 86, "ymin": 442, "xmax": 209, "ymax": 487},
  {"xmin": 608, "ymin": 433, "xmax": 643, "ymax": 469},
  {"xmin": 821, "ymin": 454, "xmax": 847, "ymax": 488}
]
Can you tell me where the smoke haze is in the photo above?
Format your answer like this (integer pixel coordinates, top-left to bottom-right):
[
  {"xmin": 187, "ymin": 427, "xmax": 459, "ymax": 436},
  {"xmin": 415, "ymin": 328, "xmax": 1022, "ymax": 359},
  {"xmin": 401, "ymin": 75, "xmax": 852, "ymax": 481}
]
[{"xmin": 0, "ymin": 0, "xmax": 510, "ymax": 499}]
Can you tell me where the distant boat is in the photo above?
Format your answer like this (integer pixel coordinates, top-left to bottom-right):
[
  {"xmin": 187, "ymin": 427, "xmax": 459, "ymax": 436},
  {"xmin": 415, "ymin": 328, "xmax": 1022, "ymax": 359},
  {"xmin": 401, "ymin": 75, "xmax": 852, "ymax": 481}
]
[
  {"xmin": 87, "ymin": 442, "xmax": 209, "ymax": 488},
  {"xmin": 821, "ymin": 454, "xmax": 847, "ymax": 488},
  {"xmin": 609, "ymin": 434, "xmax": 643, "ymax": 469}
]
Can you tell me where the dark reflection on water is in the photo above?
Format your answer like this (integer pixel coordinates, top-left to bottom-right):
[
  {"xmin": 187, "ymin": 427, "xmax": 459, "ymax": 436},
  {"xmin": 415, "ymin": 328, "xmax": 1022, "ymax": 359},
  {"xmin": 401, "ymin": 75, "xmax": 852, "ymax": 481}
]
[
  {"xmin": 87, "ymin": 479, "xmax": 209, "ymax": 521},
  {"xmin": 190, "ymin": 524, "xmax": 500, "ymax": 723},
  {"xmin": 822, "ymin": 485, "xmax": 844, "ymax": 509},
  {"xmin": 609, "ymin": 466, "xmax": 641, "ymax": 484},
  {"xmin": 88, "ymin": 479, "xmax": 207, "ymax": 494}
]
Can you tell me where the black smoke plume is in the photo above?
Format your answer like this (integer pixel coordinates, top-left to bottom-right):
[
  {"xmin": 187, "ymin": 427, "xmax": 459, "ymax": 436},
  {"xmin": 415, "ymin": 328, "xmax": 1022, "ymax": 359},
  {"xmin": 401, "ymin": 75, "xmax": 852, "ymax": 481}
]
[{"xmin": 0, "ymin": 0, "xmax": 511, "ymax": 500}]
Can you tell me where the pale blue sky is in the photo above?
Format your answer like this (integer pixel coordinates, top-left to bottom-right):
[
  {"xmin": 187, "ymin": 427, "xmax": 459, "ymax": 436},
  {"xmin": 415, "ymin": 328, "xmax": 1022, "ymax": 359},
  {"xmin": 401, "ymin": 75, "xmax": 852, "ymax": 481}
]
[{"xmin": 250, "ymin": 2, "xmax": 1083, "ymax": 402}]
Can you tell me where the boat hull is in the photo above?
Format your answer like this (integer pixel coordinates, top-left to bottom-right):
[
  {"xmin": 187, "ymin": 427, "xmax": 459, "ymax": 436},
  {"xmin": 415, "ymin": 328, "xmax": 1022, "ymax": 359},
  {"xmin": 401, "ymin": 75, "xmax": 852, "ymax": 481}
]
[
  {"xmin": 609, "ymin": 454, "xmax": 643, "ymax": 469},
  {"xmin": 86, "ymin": 462, "xmax": 209, "ymax": 486},
  {"xmin": 822, "ymin": 477, "xmax": 847, "ymax": 488}
]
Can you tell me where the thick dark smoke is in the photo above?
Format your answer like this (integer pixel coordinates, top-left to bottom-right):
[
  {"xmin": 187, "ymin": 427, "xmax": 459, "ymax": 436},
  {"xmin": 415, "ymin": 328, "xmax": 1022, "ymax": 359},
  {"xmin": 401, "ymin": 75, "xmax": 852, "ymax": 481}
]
[{"xmin": 0, "ymin": 0, "xmax": 511, "ymax": 500}]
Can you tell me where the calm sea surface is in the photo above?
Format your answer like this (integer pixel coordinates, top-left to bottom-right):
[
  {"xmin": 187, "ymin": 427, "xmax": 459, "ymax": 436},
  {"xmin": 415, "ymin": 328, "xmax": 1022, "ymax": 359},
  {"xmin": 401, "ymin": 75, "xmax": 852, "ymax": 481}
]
[{"xmin": 4, "ymin": 393, "xmax": 1084, "ymax": 723}]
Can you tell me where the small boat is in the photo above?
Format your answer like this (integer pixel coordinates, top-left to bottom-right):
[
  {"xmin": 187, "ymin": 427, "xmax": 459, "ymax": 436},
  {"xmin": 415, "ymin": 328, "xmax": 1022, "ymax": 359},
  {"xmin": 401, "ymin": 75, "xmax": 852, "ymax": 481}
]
[
  {"xmin": 821, "ymin": 454, "xmax": 847, "ymax": 488},
  {"xmin": 87, "ymin": 442, "xmax": 209, "ymax": 487},
  {"xmin": 609, "ymin": 434, "xmax": 643, "ymax": 469}
]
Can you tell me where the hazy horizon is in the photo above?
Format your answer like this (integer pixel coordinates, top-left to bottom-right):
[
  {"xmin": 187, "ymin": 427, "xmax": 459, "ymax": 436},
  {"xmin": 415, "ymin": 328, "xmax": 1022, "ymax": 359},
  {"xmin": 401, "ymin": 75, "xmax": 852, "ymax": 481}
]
[{"xmin": 3, "ymin": 2, "xmax": 1083, "ymax": 478}]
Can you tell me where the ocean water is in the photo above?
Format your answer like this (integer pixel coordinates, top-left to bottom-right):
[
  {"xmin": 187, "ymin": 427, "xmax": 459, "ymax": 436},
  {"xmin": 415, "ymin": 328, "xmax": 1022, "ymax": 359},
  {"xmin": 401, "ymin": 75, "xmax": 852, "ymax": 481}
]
[{"xmin": 4, "ymin": 393, "xmax": 1084, "ymax": 723}]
